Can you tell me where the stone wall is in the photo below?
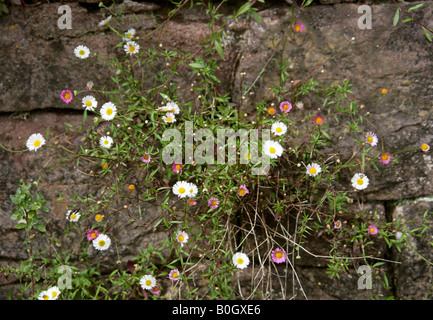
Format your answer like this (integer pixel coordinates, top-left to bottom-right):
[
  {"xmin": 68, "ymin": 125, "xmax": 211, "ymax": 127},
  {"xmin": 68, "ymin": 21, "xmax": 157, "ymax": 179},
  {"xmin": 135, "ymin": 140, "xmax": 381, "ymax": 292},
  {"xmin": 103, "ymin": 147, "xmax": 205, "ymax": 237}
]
[{"xmin": 1, "ymin": 0, "xmax": 433, "ymax": 299}]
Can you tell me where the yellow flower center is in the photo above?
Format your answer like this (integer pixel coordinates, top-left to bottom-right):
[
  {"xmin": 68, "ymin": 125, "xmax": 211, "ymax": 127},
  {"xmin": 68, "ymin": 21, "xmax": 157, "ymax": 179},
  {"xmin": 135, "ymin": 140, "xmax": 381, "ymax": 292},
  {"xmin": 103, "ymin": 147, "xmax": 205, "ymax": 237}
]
[
  {"xmin": 86, "ymin": 100, "xmax": 92, "ymax": 107},
  {"xmin": 102, "ymin": 163, "xmax": 108, "ymax": 169},
  {"xmin": 381, "ymin": 88, "xmax": 387, "ymax": 94},
  {"xmin": 315, "ymin": 117, "xmax": 323, "ymax": 124},
  {"xmin": 269, "ymin": 147, "xmax": 276, "ymax": 154},
  {"xmin": 79, "ymin": 50, "xmax": 85, "ymax": 55},
  {"xmin": 275, "ymin": 252, "xmax": 283, "ymax": 259},
  {"xmin": 127, "ymin": 33, "xmax": 132, "ymax": 38},
  {"xmin": 421, "ymin": 144, "xmax": 429, "ymax": 151},
  {"xmin": 237, "ymin": 258, "xmax": 244, "ymax": 265},
  {"xmin": 178, "ymin": 235, "xmax": 184, "ymax": 242},
  {"xmin": 91, "ymin": 232, "xmax": 97, "ymax": 238},
  {"xmin": 295, "ymin": 25, "xmax": 301, "ymax": 32},
  {"xmin": 34, "ymin": 140, "xmax": 41, "ymax": 147},
  {"xmin": 239, "ymin": 189, "xmax": 246, "ymax": 196},
  {"xmin": 52, "ymin": 291, "xmax": 57, "ymax": 298},
  {"xmin": 381, "ymin": 153, "xmax": 389, "ymax": 160},
  {"xmin": 367, "ymin": 136, "xmax": 373, "ymax": 143},
  {"xmin": 176, "ymin": 164, "xmax": 181, "ymax": 171},
  {"xmin": 276, "ymin": 127, "xmax": 282, "ymax": 133},
  {"xmin": 357, "ymin": 179, "xmax": 364, "ymax": 185},
  {"xmin": 145, "ymin": 280, "xmax": 152, "ymax": 286},
  {"xmin": 283, "ymin": 105, "xmax": 289, "ymax": 110},
  {"xmin": 129, "ymin": 184, "xmax": 135, "ymax": 190},
  {"xmin": 70, "ymin": 214, "xmax": 76, "ymax": 220},
  {"xmin": 64, "ymin": 93, "xmax": 71, "ymax": 100},
  {"xmin": 129, "ymin": 46, "xmax": 135, "ymax": 52},
  {"xmin": 95, "ymin": 214, "xmax": 104, "ymax": 222},
  {"xmin": 43, "ymin": 295, "xmax": 49, "ymax": 300},
  {"xmin": 106, "ymin": 108, "xmax": 113, "ymax": 115},
  {"xmin": 369, "ymin": 228, "xmax": 376, "ymax": 233},
  {"xmin": 268, "ymin": 108, "xmax": 276, "ymax": 115},
  {"xmin": 310, "ymin": 168, "xmax": 317, "ymax": 175},
  {"xmin": 188, "ymin": 199, "xmax": 195, "ymax": 205},
  {"xmin": 166, "ymin": 117, "xmax": 172, "ymax": 122},
  {"xmin": 104, "ymin": 140, "xmax": 109, "ymax": 145},
  {"xmin": 178, "ymin": 187, "xmax": 185, "ymax": 194},
  {"xmin": 98, "ymin": 240, "xmax": 105, "ymax": 247},
  {"xmin": 211, "ymin": 200, "xmax": 217, "ymax": 206},
  {"xmin": 144, "ymin": 154, "xmax": 150, "ymax": 160},
  {"xmin": 172, "ymin": 272, "xmax": 178, "ymax": 278}
]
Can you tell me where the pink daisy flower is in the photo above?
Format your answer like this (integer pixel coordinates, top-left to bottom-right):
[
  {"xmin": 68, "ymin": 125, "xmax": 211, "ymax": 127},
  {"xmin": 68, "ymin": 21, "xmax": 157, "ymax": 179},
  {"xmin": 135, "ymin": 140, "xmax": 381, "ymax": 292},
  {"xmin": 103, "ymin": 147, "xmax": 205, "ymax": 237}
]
[
  {"xmin": 172, "ymin": 162, "xmax": 182, "ymax": 175},
  {"xmin": 334, "ymin": 220, "xmax": 342, "ymax": 229},
  {"xmin": 312, "ymin": 114, "xmax": 324, "ymax": 126},
  {"xmin": 141, "ymin": 153, "xmax": 151, "ymax": 163},
  {"xmin": 86, "ymin": 229, "xmax": 99, "ymax": 241},
  {"xmin": 271, "ymin": 248, "xmax": 287, "ymax": 264},
  {"xmin": 150, "ymin": 286, "xmax": 161, "ymax": 295},
  {"xmin": 169, "ymin": 269, "xmax": 181, "ymax": 281},
  {"xmin": 293, "ymin": 22, "xmax": 305, "ymax": 33},
  {"xmin": 60, "ymin": 90, "xmax": 73, "ymax": 104},
  {"xmin": 379, "ymin": 152, "xmax": 392, "ymax": 165},
  {"xmin": 279, "ymin": 101, "xmax": 292, "ymax": 114},
  {"xmin": 187, "ymin": 198, "xmax": 197, "ymax": 206},
  {"xmin": 367, "ymin": 225, "xmax": 378, "ymax": 235},
  {"xmin": 208, "ymin": 197, "xmax": 220, "ymax": 209},
  {"xmin": 238, "ymin": 185, "xmax": 249, "ymax": 197}
]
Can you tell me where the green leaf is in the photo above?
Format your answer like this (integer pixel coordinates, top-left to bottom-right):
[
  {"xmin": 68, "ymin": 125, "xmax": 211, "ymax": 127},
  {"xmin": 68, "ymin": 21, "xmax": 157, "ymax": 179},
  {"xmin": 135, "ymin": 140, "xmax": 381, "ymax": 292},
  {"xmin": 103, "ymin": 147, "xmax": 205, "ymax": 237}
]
[
  {"xmin": 303, "ymin": 0, "xmax": 314, "ymax": 8},
  {"xmin": 422, "ymin": 27, "xmax": 432, "ymax": 42},
  {"xmin": 36, "ymin": 224, "xmax": 46, "ymax": 232},
  {"xmin": 250, "ymin": 10, "xmax": 262, "ymax": 24},
  {"xmin": 407, "ymin": 3, "xmax": 424, "ymax": 12},
  {"xmin": 189, "ymin": 62, "xmax": 204, "ymax": 69},
  {"xmin": 393, "ymin": 8, "xmax": 400, "ymax": 26},
  {"xmin": 214, "ymin": 40, "xmax": 225, "ymax": 60},
  {"xmin": 237, "ymin": 2, "xmax": 251, "ymax": 17},
  {"xmin": 15, "ymin": 222, "xmax": 27, "ymax": 229}
]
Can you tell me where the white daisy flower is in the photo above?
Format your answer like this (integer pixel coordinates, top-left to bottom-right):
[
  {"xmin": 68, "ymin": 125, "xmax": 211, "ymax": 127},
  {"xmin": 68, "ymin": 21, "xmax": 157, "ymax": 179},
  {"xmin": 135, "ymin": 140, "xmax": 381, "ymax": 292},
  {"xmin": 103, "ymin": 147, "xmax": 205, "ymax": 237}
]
[
  {"xmin": 82, "ymin": 95, "xmax": 97, "ymax": 111},
  {"xmin": 162, "ymin": 112, "xmax": 176, "ymax": 123},
  {"xmin": 271, "ymin": 122, "xmax": 287, "ymax": 136},
  {"xmin": 263, "ymin": 140, "xmax": 284, "ymax": 159},
  {"xmin": 172, "ymin": 181, "xmax": 190, "ymax": 198},
  {"xmin": 123, "ymin": 28, "xmax": 136, "ymax": 41},
  {"xmin": 187, "ymin": 182, "xmax": 198, "ymax": 198},
  {"xmin": 47, "ymin": 286, "xmax": 61, "ymax": 300},
  {"xmin": 38, "ymin": 290, "xmax": 51, "ymax": 300},
  {"xmin": 351, "ymin": 173, "xmax": 369, "ymax": 190},
  {"xmin": 232, "ymin": 252, "xmax": 250, "ymax": 269},
  {"xmin": 124, "ymin": 40, "xmax": 140, "ymax": 55},
  {"xmin": 175, "ymin": 230, "xmax": 189, "ymax": 247},
  {"xmin": 140, "ymin": 275, "xmax": 156, "ymax": 290},
  {"xmin": 365, "ymin": 131, "xmax": 378, "ymax": 147},
  {"xmin": 99, "ymin": 136, "xmax": 113, "ymax": 149},
  {"xmin": 157, "ymin": 102, "xmax": 180, "ymax": 114},
  {"xmin": 26, "ymin": 133, "xmax": 45, "ymax": 151},
  {"xmin": 74, "ymin": 45, "xmax": 90, "ymax": 59},
  {"xmin": 100, "ymin": 102, "xmax": 117, "ymax": 121},
  {"xmin": 98, "ymin": 15, "xmax": 112, "ymax": 27},
  {"xmin": 66, "ymin": 210, "xmax": 80, "ymax": 222},
  {"xmin": 306, "ymin": 163, "xmax": 322, "ymax": 177},
  {"xmin": 92, "ymin": 234, "xmax": 111, "ymax": 251}
]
